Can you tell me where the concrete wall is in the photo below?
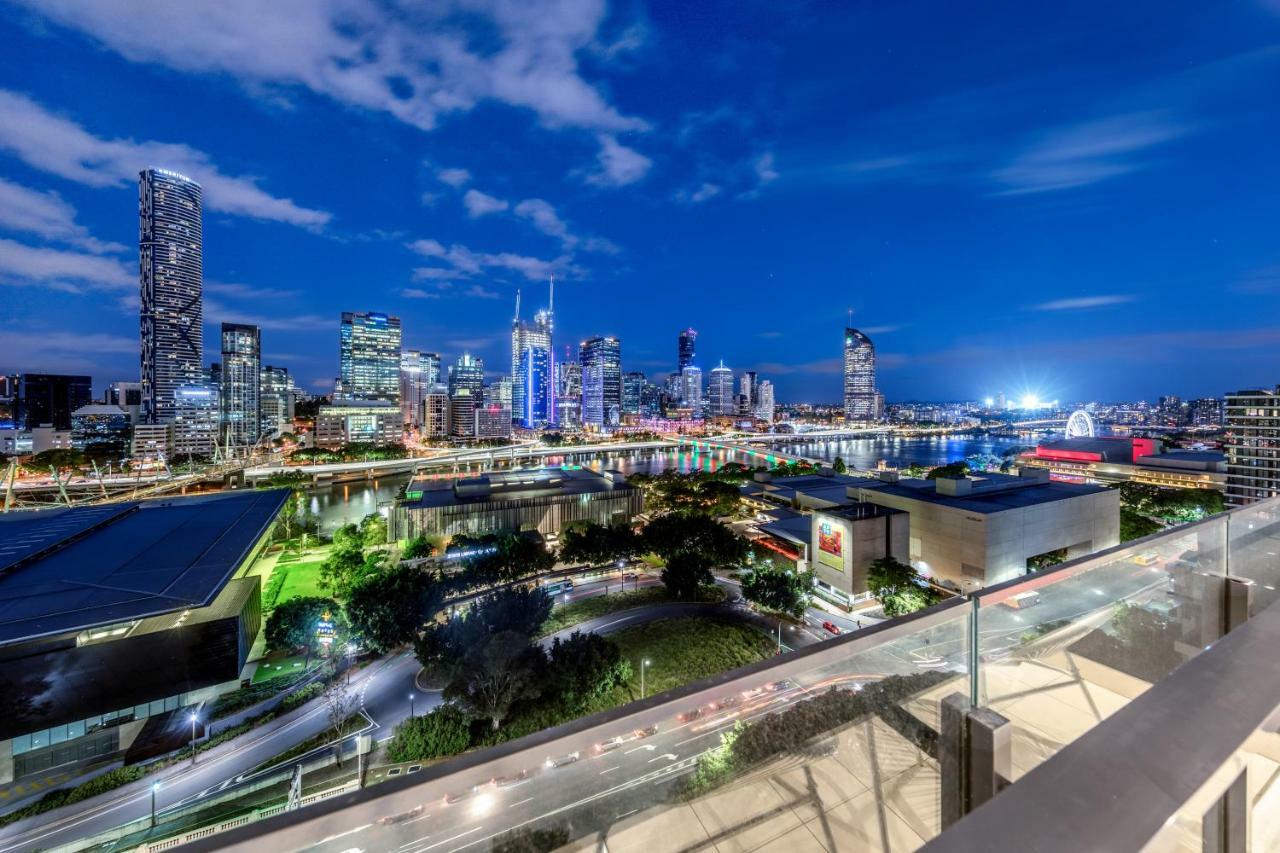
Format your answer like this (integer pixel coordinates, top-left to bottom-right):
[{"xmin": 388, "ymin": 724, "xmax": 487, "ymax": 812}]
[{"xmin": 811, "ymin": 510, "xmax": 909, "ymax": 599}]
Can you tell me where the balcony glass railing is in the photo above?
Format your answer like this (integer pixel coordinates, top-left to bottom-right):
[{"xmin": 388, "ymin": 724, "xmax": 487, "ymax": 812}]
[{"xmin": 148, "ymin": 497, "xmax": 1280, "ymax": 853}]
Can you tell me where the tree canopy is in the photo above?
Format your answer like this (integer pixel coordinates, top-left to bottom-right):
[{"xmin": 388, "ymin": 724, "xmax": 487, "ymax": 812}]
[
  {"xmin": 867, "ymin": 556, "xmax": 941, "ymax": 617},
  {"xmin": 345, "ymin": 563, "xmax": 444, "ymax": 651},
  {"xmin": 661, "ymin": 551, "xmax": 715, "ymax": 598},
  {"xmin": 740, "ymin": 566, "xmax": 812, "ymax": 617},
  {"xmin": 558, "ymin": 521, "xmax": 639, "ymax": 566},
  {"xmin": 926, "ymin": 461, "xmax": 969, "ymax": 480},
  {"xmin": 643, "ymin": 512, "xmax": 747, "ymax": 568},
  {"xmin": 263, "ymin": 596, "xmax": 341, "ymax": 654}
]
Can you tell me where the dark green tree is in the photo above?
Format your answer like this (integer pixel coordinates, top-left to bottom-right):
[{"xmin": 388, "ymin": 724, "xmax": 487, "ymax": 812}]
[
  {"xmin": 264, "ymin": 596, "xmax": 341, "ymax": 653},
  {"xmin": 831, "ymin": 456, "xmax": 847, "ymax": 474},
  {"xmin": 331, "ymin": 523, "xmax": 362, "ymax": 550},
  {"xmin": 30, "ymin": 448, "xmax": 87, "ymax": 470},
  {"xmin": 926, "ymin": 461, "xmax": 969, "ymax": 480},
  {"xmin": 661, "ymin": 551, "xmax": 715, "ymax": 599},
  {"xmin": 740, "ymin": 567, "xmax": 812, "ymax": 617},
  {"xmin": 1120, "ymin": 507, "xmax": 1163, "ymax": 542},
  {"xmin": 402, "ymin": 535, "xmax": 435, "ymax": 561},
  {"xmin": 643, "ymin": 512, "xmax": 747, "ymax": 568},
  {"xmin": 359, "ymin": 512, "xmax": 388, "ymax": 547},
  {"xmin": 317, "ymin": 543, "xmax": 368, "ymax": 599},
  {"xmin": 345, "ymin": 563, "xmax": 444, "ymax": 651},
  {"xmin": 386, "ymin": 705, "xmax": 472, "ymax": 761},
  {"xmin": 545, "ymin": 631, "xmax": 630, "ymax": 711},
  {"xmin": 445, "ymin": 630, "xmax": 544, "ymax": 730},
  {"xmin": 559, "ymin": 522, "xmax": 639, "ymax": 566},
  {"xmin": 867, "ymin": 556, "xmax": 939, "ymax": 617}
]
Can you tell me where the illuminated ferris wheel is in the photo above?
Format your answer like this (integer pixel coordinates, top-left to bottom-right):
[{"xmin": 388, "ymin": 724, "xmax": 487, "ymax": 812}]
[{"xmin": 1065, "ymin": 410, "xmax": 1096, "ymax": 438}]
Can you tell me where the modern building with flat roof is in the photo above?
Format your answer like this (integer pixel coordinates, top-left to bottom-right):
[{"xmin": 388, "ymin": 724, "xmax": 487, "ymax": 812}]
[
  {"xmin": 1018, "ymin": 435, "xmax": 1227, "ymax": 491},
  {"xmin": 0, "ymin": 489, "xmax": 289, "ymax": 783},
  {"xmin": 391, "ymin": 467, "xmax": 643, "ymax": 541}
]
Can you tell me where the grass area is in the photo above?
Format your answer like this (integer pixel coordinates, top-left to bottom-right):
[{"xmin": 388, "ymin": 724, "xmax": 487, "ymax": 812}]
[
  {"xmin": 0, "ymin": 766, "xmax": 146, "ymax": 828},
  {"xmin": 274, "ymin": 559, "xmax": 327, "ymax": 602},
  {"xmin": 538, "ymin": 584, "xmax": 725, "ymax": 637},
  {"xmin": 213, "ymin": 667, "xmax": 318, "ymax": 717},
  {"xmin": 596, "ymin": 617, "xmax": 774, "ymax": 707},
  {"xmin": 251, "ymin": 715, "xmax": 366, "ymax": 773},
  {"xmin": 251, "ymin": 653, "xmax": 312, "ymax": 685}
]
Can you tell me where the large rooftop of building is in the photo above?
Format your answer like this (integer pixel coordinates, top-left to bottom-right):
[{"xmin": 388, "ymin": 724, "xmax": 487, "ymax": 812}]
[
  {"xmin": 860, "ymin": 472, "xmax": 1111, "ymax": 514},
  {"xmin": 403, "ymin": 466, "xmax": 635, "ymax": 508},
  {"xmin": 0, "ymin": 489, "xmax": 289, "ymax": 646}
]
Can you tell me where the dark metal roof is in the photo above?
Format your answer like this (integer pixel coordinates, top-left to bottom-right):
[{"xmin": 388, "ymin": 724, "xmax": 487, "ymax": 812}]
[{"xmin": 0, "ymin": 489, "xmax": 289, "ymax": 646}]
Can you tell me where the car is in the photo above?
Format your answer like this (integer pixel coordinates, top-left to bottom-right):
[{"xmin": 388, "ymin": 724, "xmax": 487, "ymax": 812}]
[
  {"xmin": 741, "ymin": 686, "xmax": 767, "ymax": 700},
  {"xmin": 494, "ymin": 770, "xmax": 531, "ymax": 788},
  {"xmin": 595, "ymin": 736, "xmax": 626, "ymax": 753},
  {"xmin": 677, "ymin": 707, "xmax": 704, "ymax": 723},
  {"xmin": 634, "ymin": 724, "xmax": 658, "ymax": 738},
  {"xmin": 1132, "ymin": 552, "xmax": 1161, "ymax": 566},
  {"xmin": 766, "ymin": 679, "xmax": 792, "ymax": 692},
  {"xmin": 545, "ymin": 751, "xmax": 580, "ymax": 769},
  {"xmin": 822, "ymin": 620, "xmax": 841, "ymax": 635},
  {"xmin": 377, "ymin": 805, "xmax": 425, "ymax": 825},
  {"xmin": 714, "ymin": 695, "xmax": 740, "ymax": 710},
  {"xmin": 443, "ymin": 784, "xmax": 483, "ymax": 805}
]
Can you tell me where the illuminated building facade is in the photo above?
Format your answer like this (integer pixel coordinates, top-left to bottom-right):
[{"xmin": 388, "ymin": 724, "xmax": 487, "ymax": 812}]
[
  {"xmin": 842, "ymin": 327, "xmax": 882, "ymax": 422},
  {"xmin": 448, "ymin": 354, "xmax": 484, "ymax": 438},
  {"xmin": 400, "ymin": 350, "xmax": 439, "ymax": 430},
  {"xmin": 1225, "ymin": 388, "xmax": 1280, "ymax": 506},
  {"xmin": 622, "ymin": 371, "xmax": 645, "ymax": 416},
  {"xmin": 139, "ymin": 168, "xmax": 203, "ymax": 425},
  {"xmin": 678, "ymin": 328, "xmax": 697, "ymax": 371},
  {"xmin": 708, "ymin": 361, "xmax": 735, "ymax": 416},
  {"xmin": 580, "ymin": 336, "xmax": 621, "ymax": 428},
  {"xmin": 339, "ymin": 312, "xmax": 401, "ymax": 402},
  {"xmin": 173, "ymin": 383, "xmax": 219, "ymax": 458},
  {"xmin": 512, "ymin": 306, "xmax": 555, "ymax": 429},
  {"xmin": 219, "ymin": 323, "xmax": 260, "ymax": 448}
]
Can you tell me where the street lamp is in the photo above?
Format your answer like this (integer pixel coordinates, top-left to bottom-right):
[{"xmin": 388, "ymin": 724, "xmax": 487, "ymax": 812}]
[
  {"xmin": 409, "ymin": 693, "xmax": 415, "ymax": 718},
  {"xmin": 188, "ymin": 712, "xmax": 199, "ymax": 766},
  {"xmin": 640, "ymin": 658, "xmax": 651, "ymax": 699},
  {"xmin": 150, "ymin": 781, "xmax": 160, "ymax": 828}
]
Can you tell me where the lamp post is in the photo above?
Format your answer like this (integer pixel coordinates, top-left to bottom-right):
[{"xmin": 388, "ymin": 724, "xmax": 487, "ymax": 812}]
[
  {"xmin": 188, "ymin": 712, "xmax": 198, "ymax": 766},
  {"xmin": 776, "ymin": 622, "xmax": 782, "ymax": 654},
  {"xmin": 640, "ymin": 658, "xmax": 651, "ymax": 699},
  {"xmin": 409, "ymin": 693, "xmax": 415, "ymax": 718},
  {"xmin": 150, "ymin": 781, "xmax": 160, "ymax": 828}
]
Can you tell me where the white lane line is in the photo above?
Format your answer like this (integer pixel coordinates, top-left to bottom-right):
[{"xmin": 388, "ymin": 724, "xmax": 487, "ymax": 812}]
[
  {"xmin": 508, "ymin": 797, "xmax": 533, "ymax": 808},
  {"xmin": 599, "ymin": 765, "xmax": 620, "ymax": 774},
  {"xmin": 415, "ymin": 825, "xmax": 482, "ymax": 851}
]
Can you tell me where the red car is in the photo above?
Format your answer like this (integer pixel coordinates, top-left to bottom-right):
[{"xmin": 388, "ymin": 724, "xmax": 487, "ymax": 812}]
[{"xmin": 822, "ymin": 621, "xmax": 841, "ymax": 635}]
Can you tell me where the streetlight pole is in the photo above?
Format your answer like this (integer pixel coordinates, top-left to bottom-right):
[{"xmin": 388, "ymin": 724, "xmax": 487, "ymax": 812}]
[
  {"xmin": 640, "ymin": 658, "xmax": 651, "ymax": 699},
  {"xmin": 151, "ymin": 782, "xmax": 159, "ymax": 828},
  {"xmin": 188, "ymin": 712, "xmax": 198, "ymax": 766},
  {"xmin": 409, "ymin": 693, "xmax": 415, "ymax": 718},
  {"xmin": 776, "ymin": 622, "xmax": 782, "ymax": 654}
]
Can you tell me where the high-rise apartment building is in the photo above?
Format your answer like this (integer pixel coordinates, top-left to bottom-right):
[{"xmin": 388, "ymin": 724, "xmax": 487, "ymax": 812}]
[
  {"xmin": 512, "ymin": 293, "xmax": 555, "ymax": 428},
  {"xmin": 106, "ymin": 381, "xmax": 143, "ymax": 424},
  {"xmin": 448, "ymin": 354, "xmax": 484, "ymax": 438},
  {"xmin": 740, "ymin": 371, "xmax": 757, "ymax": 409},
  {"xmin": 173, "ymin": 383, "xmax": 218, "ymax": 458},
  {"xmin": 622, "ymin": 372, "xmax": 646, "ymax": 416},
  {"xmin": 1189, "ymin": 397, "xmax": 1224, "ymax": 427},
  {"xmin": 400, "ymin": 350, "xmax": 439, "ymax": 430},
  {"xmin": 755, "ymin": 380, "xmax": 776, "ymax": 423},
  {"xmin": 580, "ymin": 336, "xmax": 621, "ymax": 428},
  {"xmin": 679, "ymin": 366, "xmax": 703, "ymax": 414},
  {"xmin": 423, "ymin": 389, "xmax": 450, "ymax": 439},
  {"xmin": 843, "ymin": 327, "xmax": 883, "ymax": 422},
  {"xmin": 260, "ymin": 365, "xmax": 293, "ymax": 437},
  {"xmin": 219, "ymin": 323, "xmax": 260, "ymax": 447},
  {"xmin": 139, "ymin": 168, "xmax": 203, "ymax": 425},
  {"xmin": 678, "ymin": 328, "xmax": 697, "ymax": 371},
  {"xmin": 708, "ymin": 361, "xmax": 735, "ymax": 416},
  {"xmin": 339, "ymin": 312, "xmax": 402, "ymax": 402},
  {"xmin": 15, "ymin": 374, "xmax": 92, "ymax": 431},
  {"xmin": 556, "ymin": 358, "xmax": 582, "ymax": 428},
  {"xmin": 1225, "ymin": 388, "xmax": 1280, "ymax": 506}
]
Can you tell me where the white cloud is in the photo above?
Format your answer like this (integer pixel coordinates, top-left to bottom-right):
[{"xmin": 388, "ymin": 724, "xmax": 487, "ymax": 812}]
[
  {"xmin": 13, "ymin": 0, "xmax": 647, "ymax": 134},
  {"xmin": 513, "ymin": 198, "xmax": 570, "ymax": 242},
  {"xmin": 674, "ymin": 182, "xmax": 721, "ymax": 204},
  {"xmin": 993, "ymin": 111, "xmax": 1187, "ymax": 195},
  {"xmin": 408, "ymin": 237, "xmax": 571, "ymax": 282},
  {"xmin": 0, "ymin": 329, "xmax": 137, "ymax": 374},
  {"xmin": 436, "ymin": 167, "xmax": 471, "ymax": 188},
  {"xmin": 462, "ymin": 189, "xmax": 509, "ymax": 218},
  {"xmin": 204, "ymin": 279, "xmax": 301, "ymax": 299},
  {"xmin": 0, "ymin": 177, "xmax": 126, "ymax": 253},
  {"xmin": 584, "ymin": 134, "xmax": 652, "ymax": 187},
  {"xmin": 1030, "ymin": 294, "xmax": 1136, "ymax": 311},
  {"xmin": 0, "ymin": 90, "xmax": 331, "ymax": 229},
  {"xmin": 203, "ymin": 298, "xmax": 331, "ymax": 331},
  {"xmin": 754, "ymin": 152, "xmax": 779, "ymax": 184},
  {"xmin": 0, "ymin": 237, "xmax": 133, "ymax": 290}
]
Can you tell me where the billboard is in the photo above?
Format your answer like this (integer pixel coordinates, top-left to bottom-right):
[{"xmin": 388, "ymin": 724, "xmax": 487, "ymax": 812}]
[{"xmin": 816, "ymin": 518, "xmax": 844, "ymax": 571}]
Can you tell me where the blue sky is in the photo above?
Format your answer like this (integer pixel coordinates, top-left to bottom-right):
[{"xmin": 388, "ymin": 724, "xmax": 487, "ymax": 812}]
[{"xmin": 0, "ymin": 0, "xmax": 1278, "ymax": 403}]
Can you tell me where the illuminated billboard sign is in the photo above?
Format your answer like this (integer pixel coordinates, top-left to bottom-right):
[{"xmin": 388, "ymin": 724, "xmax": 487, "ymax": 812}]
[{"xmin": 817, "ymin": 518, "xmax": 844, "ymax": 571}]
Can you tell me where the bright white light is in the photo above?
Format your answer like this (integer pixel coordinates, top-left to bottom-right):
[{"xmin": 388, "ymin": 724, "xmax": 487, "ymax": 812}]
[
  {"xmin": 470, "ymin": 792, "xmax": 496, "ymax": 817},
  {"xmin": 983, "ymin": 397, "xmax": 994, "ymax": 408},
  {"xmin": 1020, "ymin": 394, "xmax": 1041, "ymax": 410}
]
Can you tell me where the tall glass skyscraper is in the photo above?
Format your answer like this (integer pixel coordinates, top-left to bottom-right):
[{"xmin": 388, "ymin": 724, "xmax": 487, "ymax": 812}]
[
  {"xmin": 512, "ymin": 294, "xmax": 555, "ymax": 428},
  {"xmin": 622, "ymin": 371, "xmax": 646, "ymax": 415},
  {"xmin": 448, "ymin": 354, "xmax": 484, "ymax": 438},
  {"xmin": 340, "ymin": 312, "xmax": 402, "ymax": 402},
  {"xmin": 678, "ymin": 328, "xmax": 698, "ymax": 371},
  {"xmin": 843, "ymin": 327, "xmax": 883, "ymax": 422},
  {"xmin": 260, "ymin": 364, "xmax": 293, "ymax": 437},
  {"xmin": 580, "ymin": 336, "xmax": 621, "ymax": 428},
  {"xmin": 708, "ymin": 361, "xmax": 735, "ymax": 416},
  {"xmin": 220, "ymin": 323, "xmax": 261, "ymax": 447},
  {"xmin": 400, "ymin": 350, "xmax": 440, "ymax": 429},
  {"xmin": 139, "ymin": 168, "xmax": 203, "ymax": 424}
]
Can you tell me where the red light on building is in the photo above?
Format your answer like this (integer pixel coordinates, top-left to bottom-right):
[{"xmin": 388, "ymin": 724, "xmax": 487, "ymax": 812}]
[{"xmin": 1035, "ymin": 447, "xmax": 1102, "ymax": 463}]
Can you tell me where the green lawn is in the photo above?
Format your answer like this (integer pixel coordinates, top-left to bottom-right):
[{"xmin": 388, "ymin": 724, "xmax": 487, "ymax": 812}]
[
  {"xmin": 593, "ymin": 617, "xmax": 775, "ymax": 709},
  {"xmin": 539, "ymin": 584, "xmax": 725, "ymax": 637},
  {"xmin": 276, "ymin": 559, "xmax": 326, "ymax": 601},
  {"xmin": 252, "ymin": 653, "xmax": 311, "ymax": 684}
]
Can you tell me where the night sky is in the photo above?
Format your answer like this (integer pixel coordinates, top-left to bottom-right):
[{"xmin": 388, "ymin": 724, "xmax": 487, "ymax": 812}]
[{"xmin": 1, "ymin": 1, "xmax": 1278, "ymax": 403}]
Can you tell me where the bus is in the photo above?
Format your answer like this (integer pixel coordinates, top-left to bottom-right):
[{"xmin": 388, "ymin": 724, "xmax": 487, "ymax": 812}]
[
  {"xmin": 1003, "ymin": 591, "xmax": 1042, "ymax": 610},
  {"xmin": 544, "ymin": 579, "xmax": 575, "ymax": 596}
]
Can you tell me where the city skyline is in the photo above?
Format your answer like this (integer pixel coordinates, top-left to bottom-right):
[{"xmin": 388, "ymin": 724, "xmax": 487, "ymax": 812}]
[{"xmin": 2, "ymin": 3, "xmax": 1279, "ymax": 402}]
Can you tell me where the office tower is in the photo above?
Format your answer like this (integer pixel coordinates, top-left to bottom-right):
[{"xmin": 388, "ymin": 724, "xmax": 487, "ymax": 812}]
[
  {"xmin": 260, "ymin": 365, "xmax": 293, "ymax": 437},
  {"xmin": 740, "ymin": 371, "xmax": 757, "ymax": 409},
  {"xmin": 678, "ymin": 328, "xmax": 697, "ymax": 371},
  {"xmin": 400, "ymin": 350, "xmax": 437, "ymax": 429},
  {"xmin": 557, "ymin": 357, "xmax": 582, "ymax": 428},
  {"xmin": 580, "ymin": 336, "xmax": 622, "ymax": 428},
  {"xmin": 708, "ymin": 361, "xmax": 735, "ymax": 416},
  {"xmin": 219, "ymin": 323, "xmax": 261, "ymax": 447},
  {"xmin": 640, "ymin": 380, "xmax": 663, "ymax": 418},
  {"xmin": 448, "ymin": 354, "xmax": 484, "ymax": 438},
  {"xmin": 107, "ymin": 381, "xmax": 144, "ymax": 424},
  {"xmin": 843, "ymin": 327, "xmax": 882, "ymax": 422},
  {"xmin": 1225, "ymin": 388, "xmax": 1280, "ymax": 506},
  {"xmin": 755, "ymin": 380, "xmax": 775, "ymax": 423},
  {"xmin": 1188, "ymin": 397, "xmax": 1224, "ymax": 427},
  {"xmin": 512, "ymin": 285, "xmax": 555, "ymax": 428},
  {"xmin": 622, "ymin": 372, "xmax": 646, "ymax": 416},
  {"xmin": 339, "ymin": 311, "xmax": 402, "ymax": 402},
  {"xmin": 15, "ymin": 374, "xmax": 92, "ymax": 430},
  {"xmin": 666, "ymin": 372, "xmax": 683, "ymax": 404},
  {"xmin": 423, "ymin": 389, "xmax": 450, "ymax": 439},
  {"xmin": 173, "ymin": 383, "xmax": 218, "ymax": 458},
  {"xmin": 679, "ymin": 366, "xmax": 703, "ymax": 414},
  {"xmin": 139, "ymin": 168, "xmax": 203, "ymax": 424}
]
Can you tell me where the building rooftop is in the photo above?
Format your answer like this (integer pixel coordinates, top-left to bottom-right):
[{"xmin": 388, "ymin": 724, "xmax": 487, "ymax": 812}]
[
  {"xmin": 0, "ymin": 489, "xmax": 289, "ymax": 646},
  {"xmin": 403, "ymin": 466, "xmax": 635, "ymax": 509},
  {"xmin": 71, "ymin": 404, "xmax": 128, "ymax": 417},
  {"xmin": 860, "ymin": 472, "xmax": 1110, "ymax": 514}
]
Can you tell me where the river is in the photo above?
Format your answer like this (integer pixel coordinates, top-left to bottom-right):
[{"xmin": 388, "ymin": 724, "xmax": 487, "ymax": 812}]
[{"xmin": 306, "ymin": 433, "xmax": 1041, "ymax": 532}]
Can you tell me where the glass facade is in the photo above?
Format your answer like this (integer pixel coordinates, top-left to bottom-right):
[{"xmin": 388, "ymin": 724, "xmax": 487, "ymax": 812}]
[
  {"xmin": 1224, "ymin": 388, "xmax": 1280, "ymax": 505},
  {"xmin": 220, "ymin": 323, "xmax": 261, "ymax": 448},
  {"xmin": 512, "ymin": 311, "xmax": 554, "ymax": 428},
  {"xmin": 843, "ymin": 326, "xmax": 881, "ymax": 422},
  {"xmin": 339, "ymin": 311, "xmax": 402, "ymax": 402},
  {"xmin": 580, "ymin": 336, "xmax": 621, "ymax": 428}
]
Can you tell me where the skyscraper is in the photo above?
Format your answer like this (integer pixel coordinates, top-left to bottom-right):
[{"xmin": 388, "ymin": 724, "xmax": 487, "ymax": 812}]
[
  {"xmin": 1225, "ymin": 388, "xmax": 1280, "ymax": 506},
  {"xmin": 448, "ymin": 354, "xmax": 484, "ymax": 438},
  {"xmin": 220, "ymin": 323, "xmax": 261, "ymax": 447},
  {"xmin": 15, "ymin": 374, "xmax": 92, "ymax": 431},
  {"xmin": 755, "ymin": 380, "xmax": 776, "ymax": 423},
  {"xmin": 678, "ymin": 328, "xmax": 698, "ymax": 371},
  {"xmin": 400, "ymin": 350, "xmax": 439, "ymax": 429},
  {"xmin": 622, "ymin": 371, "xmax": 646, "ymax": 416},
  {"xmin": 843, "ymin": 327, "xmax": 882, "ymax": 422},
  {"xmin": 511, "ymin": 284, "xmax": 555, "ymax": 429},
  {"xmin": 708, "ymin": 361, "xmax": 735, "ymax": 416},
  {"xmin": 580, "ymin": 336, "xmax": 621, "ymax": 428},
  {"xmin": 139, "ymin": 168, "xmax": 203, "ymax": 424},
  {"xmin": 260, "ymin": 365, "xmax": 293, "ymax": 437},
  {"xmin": 556, "ymin": 356, "xmax": 582, "ymax": 428},
  {"xmin": 739, "ymin": 371, "xmax": 757, "ymax": 409},
  {"xmin": 340, "ymin": 312, "xmax": 402, "ymax": 402},
  {"xmin": 679, "ymin": 366, "xmax": 703, "ymax": 414}
]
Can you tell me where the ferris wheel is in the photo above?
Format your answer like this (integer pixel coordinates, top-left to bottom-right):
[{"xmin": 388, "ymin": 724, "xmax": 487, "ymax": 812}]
[{"xmin": 1065, "ymin": 410, "xmax": 1096, "ymax": 438}]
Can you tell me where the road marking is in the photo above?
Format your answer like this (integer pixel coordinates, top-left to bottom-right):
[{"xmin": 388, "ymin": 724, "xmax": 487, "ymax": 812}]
[
  {"xmin": 415, "ymin": 825, "xmax": 481, "ymax": 851},
  {"xmin": 648, "ymin": 753, "xmax": 678, "ymax": 763},
  {"xmin": 624, "ymin": 744, "xmax": 655, "ymax": 754},
  {"xmin": 599, "ymin": 765, "xmax": 619, "ymax": 775},
  {"xmin": 508, "ymin": 797, "xmax": 533, "ymax": 808}
]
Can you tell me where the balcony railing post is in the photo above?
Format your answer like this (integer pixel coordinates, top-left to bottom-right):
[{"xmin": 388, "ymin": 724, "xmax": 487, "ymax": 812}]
[
  {"xmin": 940, "ymin": 692, "xmax": 1011, "ymax": 829},
  {"xmin": 940, "ymin": 692, "xmax": 969, "ymax": 830},
  {"xmin": 1202, "ymin": 769, "xmax": 1247, "ymax": 853},
  {"xmin": 1224, "ymin": 577, "xmax": 1252, "ymax": 635}
]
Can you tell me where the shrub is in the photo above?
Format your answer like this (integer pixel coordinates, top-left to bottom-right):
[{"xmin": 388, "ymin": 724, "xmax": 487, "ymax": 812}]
[{"xmin": 386, "ymin": 705, "xmax": 472, "ymax": 762}]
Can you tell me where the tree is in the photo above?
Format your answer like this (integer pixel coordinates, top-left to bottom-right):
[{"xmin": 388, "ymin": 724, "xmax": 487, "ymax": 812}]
[
  {"xmin": 30, "ymin": 448, "xmax": 87, "ymax": 471},
  {"xmin": 1120, "ymin": 482, "xmax": 1224, "ymax": 524},
  {"xmin": 331, "ymin": 523, "xmax": 362, "ymax": 550},
  {"xmin": 1120, "ymin": 507, "xmax": 1163, "ymax": 542},
  {"xmin": 359, "ymin": 512, "xmax": 388, "ymax": 547},
  {"xmin": 264, "ymin": 596, "xmax": 340, "ymax": 653},
  {"xmin": 661, "ymin": 551, "xmax": 714, "ymax": 599},
  {"xmin": 559, "ymin": 522, "xmax": 639, "ymax": 566},
  {"xmin": 386, "ymin": 705, "xmax": 472, "ymax": 762},
  {"xmin": 402, "ymin": 535, "xmax": 435, "ymax": 561},
  {"xmin": 322, "ymin": 679, "xmax": 356, "ymax": 765},
  {"xmin": 643, "ymin": 512, "xmax": 747, "ymax": 568},
  {"xmin": 445, "ymin": 630, "xmax": 543, "ymax": 730},
  {"xmin": 545, "ymin": 631, "xmax": 631, "ymax": 711},
  {"xmin": 740, "ymin": 567, "xmax": 812, "ymax": 618},
  {"xmin": 867, "ymin": 556, "xmax": 939, "ymax": 617},
  {"xmin": 317, "ymin": 543, "xmax": 369, "ymax": 599},
  {"xmin": 452, "ymin": 533, "xmax": 556, "ymax": 587},
  {"xmin": 472, "ymin": 585, "xmax": 554, "ymax": 637},
  {"xmin": 345, "ymin": 563, "xmax": 444, "ymax": 651},
  {"xmin": 831, "ymin": 456, "xmax": 847, "ymax": 474},
  {"xmin": 926, "ymin": 461, "xmax": 969, "ymax": 480}
]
